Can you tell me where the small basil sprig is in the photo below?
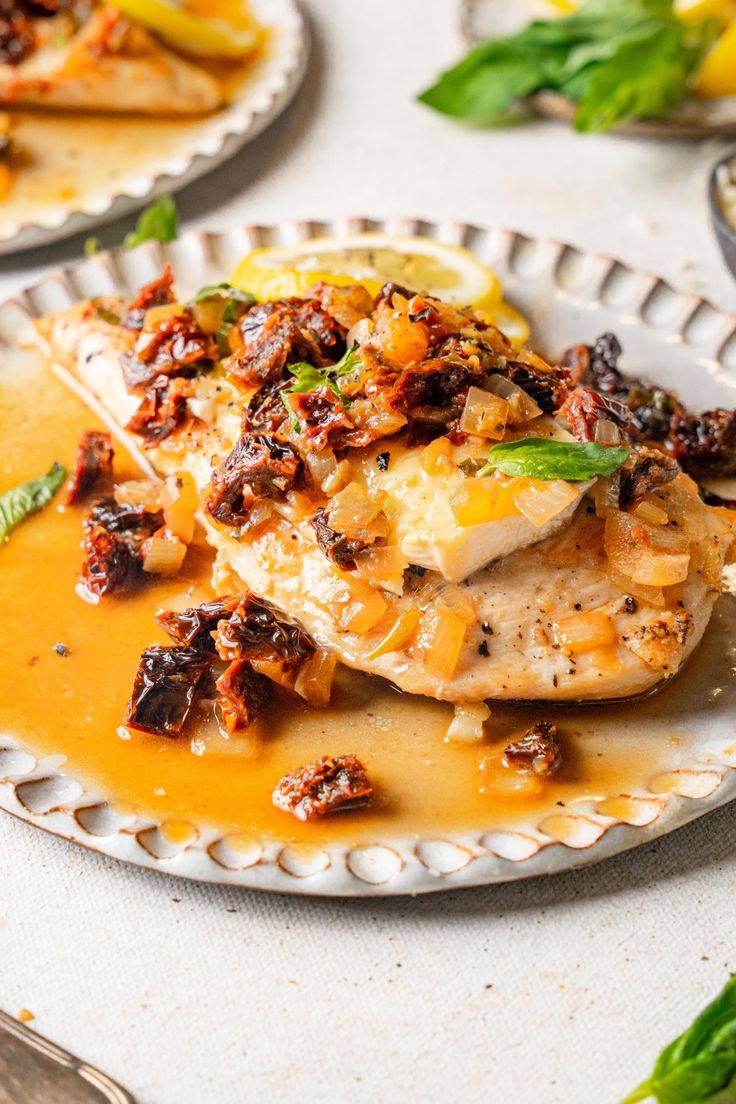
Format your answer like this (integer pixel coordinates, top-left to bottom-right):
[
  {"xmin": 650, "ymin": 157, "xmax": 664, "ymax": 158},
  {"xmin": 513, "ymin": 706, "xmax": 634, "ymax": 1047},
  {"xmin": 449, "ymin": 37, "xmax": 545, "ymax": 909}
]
[
  {"xmin": 281, "ymin": 345, "xmax": 362, "ymax": 430},
  {"xmin": 0, "ymin": 462, "xmax": 67, "ymax": 544},
  {"xmin": 620, "ymin": 975, "xmax": 736, "ymax": 1104},
  {"xmin": 476, "ymin": 437, "xmax": 629, "ymax": 481},
  {"xmin": 188, "ymin": 283, "xmax": 256, "ymax": 355},
  {"xmin": 85, "ymin": 195, "xmax": 180, "ymax": 257}
]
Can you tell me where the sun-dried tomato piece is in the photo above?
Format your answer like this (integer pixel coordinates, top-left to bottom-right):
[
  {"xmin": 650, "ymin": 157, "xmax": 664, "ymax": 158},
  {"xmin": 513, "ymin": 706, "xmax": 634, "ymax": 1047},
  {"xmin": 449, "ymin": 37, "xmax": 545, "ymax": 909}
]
[
  {"xmin": 504, "ymin": 721, "xmax": 561, "ymax": 777},
  {"xmin": 669, "ymin": 408, "xmax": 736, "ymax": 479},
  {"xmin": 120, "ymin": 264, "xmax": 176, "ymax": 331},
  {"xmin": 272, "ymin": 754, "xmax": 373, "ymax": 822},
  {"xmin": 310, "ymin": 507, "xmax": 368, "ymax": 570},
  {"xmin": 558, "ymin": 389, "xmax": 630, "ymax": 443},
  {"xmin": 309, "ymin": 281, "xmax": 374, "ymax": 330},
  {"xmin": 81, "ymin": 524, "xmax": 141, "ymax": 599},
  {"xmin": 86, "ymin": 498, "xmax": 164, "ymax": 537},
  {"xmin": 125, "ymin": 646, "xmax": 210, "ymax": 737},
  {"xmin": 227, "ymin": 299, "xmax": 346, "ymax": 390},
  {"xmin": 382, "ymin": 357, "xmax": 476, "ymax": 420},
  {"xmin": 155, "ymin": 597, "xmax": 239, "ymax": 652},
  {"xmin": 242, "ymin": 378, "xmax": 291, "ymax": 435},
  {"xmin": 215, "ymin": 593, "xmax": 315, "ymax": 668},
  {"xmin": 0, "ymin": 8, "xmax": 34, "ymax": 65},
  {"xmin": 563, "ymin": 333, "xmax": 677, "ymax": 441},
  {"xmin": 287, "ymin": 386, "xmax": 353, "ymax": 451},
  {"xmin": 80, "ymin": 498, "xmax": 164, "ymax": 599},
  {"xmin": 215, "ymin": 658, "xmax": 271, "ymax": 734},
  {"xmin": 126, "ymin": 376, "xmax": 191, "ymax": 445},
  {"xmin": 206, "ymin": 433, "xmax": 302, "ymax": 527},
  {"xmin": 65, "ymin": 429, "xmax": 114, "ymax": 505},
  {"xmin": 122, "ymin": 313, "xmax": 217, "ymax": 393},
  {"xmin": 616, "ymin": 446, "xmax": 680, "ymax": 509}
]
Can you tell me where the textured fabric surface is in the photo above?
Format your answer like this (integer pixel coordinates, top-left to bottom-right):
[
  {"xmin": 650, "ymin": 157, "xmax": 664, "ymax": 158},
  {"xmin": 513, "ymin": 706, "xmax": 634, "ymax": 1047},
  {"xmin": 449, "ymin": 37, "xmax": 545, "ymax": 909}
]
[{"xmin": 1, "ymin": 3, "xmax": 735, "ymax": 1102}]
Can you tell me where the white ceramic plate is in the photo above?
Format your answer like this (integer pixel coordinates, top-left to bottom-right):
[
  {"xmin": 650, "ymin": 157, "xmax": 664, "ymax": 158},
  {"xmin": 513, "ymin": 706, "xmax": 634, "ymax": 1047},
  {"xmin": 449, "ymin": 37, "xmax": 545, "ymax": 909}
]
[
  {"xmin": 1, "ymin": 216, "xmax": 735, "ymax": 896},
  {"xmin": 460, "ymin": 0, "xmax": 736, "ymax": 138},
  {"xmin": 0, "ymin": 0, "xmax": 308, "ymax": 255}
]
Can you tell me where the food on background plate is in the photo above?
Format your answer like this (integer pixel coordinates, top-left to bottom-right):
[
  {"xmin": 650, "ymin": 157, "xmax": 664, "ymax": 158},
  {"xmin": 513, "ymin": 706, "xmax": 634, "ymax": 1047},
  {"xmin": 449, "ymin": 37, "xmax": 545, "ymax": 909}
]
[
  {"xmin": 420, "ymin": 0, "xmax": 736, "ymax": 133},
  {"xmin": 24, "ymin": 233, "xmax": 736, "ymax": 827},
  {"xmin": 715, "ymin": 154, "xmax": 736, "ymax": 230},
  {"xmin": 0, "ymin": 1, "xmax": 262, "ymax": 198}
]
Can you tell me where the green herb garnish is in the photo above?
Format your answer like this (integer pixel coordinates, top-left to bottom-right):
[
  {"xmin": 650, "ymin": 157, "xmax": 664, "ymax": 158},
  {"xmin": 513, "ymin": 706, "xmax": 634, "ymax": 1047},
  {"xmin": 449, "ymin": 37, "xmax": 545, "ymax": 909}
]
[
  {"xmin": 281, "ymin": 345, "xmax": 362, "ymax": 430},
  {"xmin": 476, "ymin": 437, "xmax": 629, "ymax": 480},
  {"xmin": 188, "ymin": 283, "xmax": 257, "ymax": 355},
  {"xmin": 84, "ymin": 196, "xmax": 180, "ymax": 259},
  {"xmin": 123, "ymin": 195, "xmax": 180, "ymax": 249},
  {"xmin": 620, "ymin": 975, "xmax": 736, "ymax": 1104},
  {"xmin": 418, "ymin": 0, "xmax": 717, "ymax": 133},
  {"xmin": 0, "ymin": 462, "xmax": 67, "ymax": 544}
]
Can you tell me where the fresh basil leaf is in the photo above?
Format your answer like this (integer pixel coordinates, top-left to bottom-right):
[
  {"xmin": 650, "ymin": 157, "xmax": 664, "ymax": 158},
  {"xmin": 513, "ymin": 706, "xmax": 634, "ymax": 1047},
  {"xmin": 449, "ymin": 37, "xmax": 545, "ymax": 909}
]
[
  {"xmin": 188, "ymin": 283, "xmax": 256, "ymax": 312},
  {"xmin": 123, "ymin": 195, "xmax": 179, "ymax": 250},
  {"xmin": 476, "ymin": 438, "xmax": 629, "ymax": 480},
  {"xmin": 84, "ymin": 236, "xmax": 102, "ymax": 257},
  {"xmin": 280, "ymin": 346, "xmax": 362, "ymax": 429},
  {"xmin": 574, "ymin": 24, "xmax": 697, "ymax": 132},
  {"xmin": 417, "ymin": 0, "xmax": 710, "ymax": 132},
  {"xmin": 0, "ymin": 462, "xmax": 67, "ymax": 544},
  {"xmin": 620, "ymin": 976, "xmax": 736, "ymax": 1104}
]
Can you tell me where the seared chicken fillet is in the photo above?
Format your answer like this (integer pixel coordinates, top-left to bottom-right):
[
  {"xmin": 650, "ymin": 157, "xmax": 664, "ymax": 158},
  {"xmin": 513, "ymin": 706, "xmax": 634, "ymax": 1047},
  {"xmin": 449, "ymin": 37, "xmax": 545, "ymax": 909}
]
[
  {"xmin": 39, "ymin": 270, "xmax": 735, "ymax": 703},
  {"xmin": 0, "ymin": 6, "xmax": 222, "ymax": 115}
]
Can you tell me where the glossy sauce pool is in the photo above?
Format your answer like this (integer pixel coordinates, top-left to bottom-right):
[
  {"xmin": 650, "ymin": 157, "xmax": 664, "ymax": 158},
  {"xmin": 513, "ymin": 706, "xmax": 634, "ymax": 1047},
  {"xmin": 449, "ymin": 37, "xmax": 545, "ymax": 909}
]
[{"xmin": 0, "ymin": 353, "xmax": 730, "ymax": 848}]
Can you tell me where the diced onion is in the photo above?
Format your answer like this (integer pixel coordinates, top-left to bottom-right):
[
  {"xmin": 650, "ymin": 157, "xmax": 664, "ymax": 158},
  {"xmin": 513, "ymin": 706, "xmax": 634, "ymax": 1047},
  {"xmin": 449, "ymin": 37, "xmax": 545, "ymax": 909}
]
[
  {"xmin": 415, "ymin": 603, "xmax": 467, "ymax": 681},
  {"xmin": 553, "ymin": 610, "xmax": 616, "ymax": 654},
  {"xmin": 449, "ymin": 476, "xmax": 517, "ymax": 527},
  {"xmin": 631, "ymin": 498, "xmax": 669, "ymax": 526},
  {"xmin": 512, "ymin": 478, "xmax": 579, "ymax": 528},
  {"xmin": 141, "ymin": 535, "xmax": 187, "ymax": 575},
  {"xmin": 594, "ymin": 418, "xmax": 622, "ymax": 446},
  {"xmin": 322, "ymin": 460, "xmax": 353, "ymax": 496},
  {"xmin": 114, "ymin": 479, "xmax": 162, "ymax": 509},
  {"xmin": 459, "ymin": 387, "xmax": 510, "ymax": 440},
  {"xmin": 604, "ymin": 510, "xmax": 690, "ymax": 587},
  {"xmin": 365, "ymin": 608, "xmax": 421, "ymax": 659},
  {"xmin": 306, "ymin": 449, "xmax": 337, "ymax": 489},
  {"xmin": 414, "ymin": 581, "xmax": 476, "ymax": 623},
  {"xmin": 328, "ymin": 482, "xmax": 386, "ymax": 540},
  {"xmin": 445, "ymin": 701, "xmax": 490, "ymax": 743},
  {"xmin": 293, "ymin": 648, "xmax": 337, "ymax": 707},
  {"xmin": 486, "ymin": 374, "xmax": 542, "ymax": 425},
  {"xmin": 353, "ymin": 544, "xmax": 409, "ymax": 596},
  {"xmin": 187, "ymin": 395, "xmax": 218, "ymax": 424}
]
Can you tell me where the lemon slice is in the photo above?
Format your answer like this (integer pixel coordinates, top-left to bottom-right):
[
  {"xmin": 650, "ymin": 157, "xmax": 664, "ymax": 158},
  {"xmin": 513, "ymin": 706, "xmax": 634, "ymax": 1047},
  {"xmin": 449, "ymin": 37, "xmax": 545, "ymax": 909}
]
[
  {"xmin": 230, "ymin": 234, "xmax": 504, "ymax": 309},
  {"xmin": 110, "ymin": 0, "xmax": 259, "ymax": 58}
]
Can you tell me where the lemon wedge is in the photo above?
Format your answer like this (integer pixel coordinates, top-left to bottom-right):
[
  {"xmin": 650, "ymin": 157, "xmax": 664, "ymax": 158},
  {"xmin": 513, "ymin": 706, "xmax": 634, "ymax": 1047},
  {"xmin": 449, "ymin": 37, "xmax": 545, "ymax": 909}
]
[
  {"xmin": 230, "ymin": 234, "xmax": 505, "ymax": 309},
  {"xmin": 693, "ymin": 20, "xmax": 736, "ymax": 97},
  {"xmin": 110, "ymin": 0, "xmax": 259, "ymax": 58},
  {"xmin": 675, "ymin": 0, "xmax": 736, "ymax": 23}
]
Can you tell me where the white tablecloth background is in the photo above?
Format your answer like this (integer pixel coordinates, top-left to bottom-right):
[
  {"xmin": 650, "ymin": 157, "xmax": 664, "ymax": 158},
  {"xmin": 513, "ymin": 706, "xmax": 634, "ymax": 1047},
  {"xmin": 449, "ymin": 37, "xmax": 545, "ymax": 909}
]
[{"xmin": 1, "ymin": 4, "xmax": 735, "ymax": 1102}]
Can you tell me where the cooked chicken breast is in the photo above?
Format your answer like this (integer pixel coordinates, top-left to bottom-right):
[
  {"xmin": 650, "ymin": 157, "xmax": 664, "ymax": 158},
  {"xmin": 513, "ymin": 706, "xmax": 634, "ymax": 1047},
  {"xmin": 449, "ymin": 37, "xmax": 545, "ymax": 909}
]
[
  {"xmin": 0, "ymin": 7, "xmax": 221, "ymax": 116},
  {"xmin": 39, "ymin": 271, "xmax": 735, "ymax": 704}
]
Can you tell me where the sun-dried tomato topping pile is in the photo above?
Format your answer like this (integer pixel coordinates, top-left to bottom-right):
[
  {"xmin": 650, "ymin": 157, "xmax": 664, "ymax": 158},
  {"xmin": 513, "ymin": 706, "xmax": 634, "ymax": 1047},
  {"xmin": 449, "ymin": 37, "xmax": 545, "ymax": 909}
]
[
  {"xmin": 126, "ymin": 592, "xmax": 329, "ymax": 740},
  {"xmin": 0, "ymin": 0, "xmax": 82, "ymax": 67}
]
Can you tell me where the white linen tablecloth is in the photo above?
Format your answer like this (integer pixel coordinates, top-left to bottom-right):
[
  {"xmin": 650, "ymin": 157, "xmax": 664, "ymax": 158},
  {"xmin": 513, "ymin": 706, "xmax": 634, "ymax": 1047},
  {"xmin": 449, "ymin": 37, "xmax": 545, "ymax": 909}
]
[{"xmin": 1, "ymin": 4, "xmax": 735, "ymax": 1102}]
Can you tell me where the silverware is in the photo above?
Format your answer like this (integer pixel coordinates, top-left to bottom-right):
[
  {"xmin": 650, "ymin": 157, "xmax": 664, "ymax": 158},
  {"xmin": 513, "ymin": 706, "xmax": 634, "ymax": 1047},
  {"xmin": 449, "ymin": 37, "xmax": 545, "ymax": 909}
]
[{"xmin": 0, "ymin": 1010, "xmax": 135, "ymax": 1104}]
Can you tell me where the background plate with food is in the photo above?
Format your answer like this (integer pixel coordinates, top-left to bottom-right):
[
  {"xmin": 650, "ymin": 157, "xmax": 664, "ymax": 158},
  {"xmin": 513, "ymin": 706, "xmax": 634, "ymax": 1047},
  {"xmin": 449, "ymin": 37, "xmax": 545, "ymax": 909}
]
[
  {"xmin": 0, "ymin": 216, "xmax": 735, "ymax": 896},
  {"xmin": 0, "ymin": 0, "xmax": 307, "ymax": 254}
]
